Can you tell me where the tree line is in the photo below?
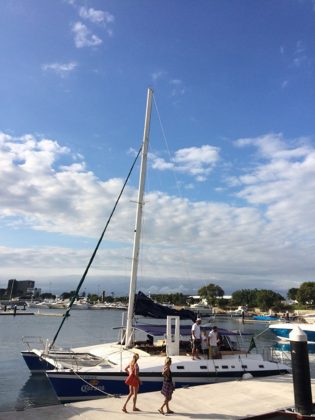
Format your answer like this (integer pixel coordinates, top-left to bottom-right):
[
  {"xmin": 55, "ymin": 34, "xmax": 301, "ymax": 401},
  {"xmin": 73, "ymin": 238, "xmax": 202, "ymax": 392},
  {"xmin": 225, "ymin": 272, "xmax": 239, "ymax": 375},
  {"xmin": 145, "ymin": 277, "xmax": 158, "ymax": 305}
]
[{"xmin": 198, "ymin": 282, "xmax": 315, "ymax": 310}]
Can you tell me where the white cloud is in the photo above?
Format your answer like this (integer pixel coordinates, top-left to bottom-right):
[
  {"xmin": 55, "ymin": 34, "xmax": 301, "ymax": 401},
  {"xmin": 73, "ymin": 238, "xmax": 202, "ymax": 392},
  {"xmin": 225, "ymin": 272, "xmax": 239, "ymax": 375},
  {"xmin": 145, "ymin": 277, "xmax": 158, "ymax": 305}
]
[
  {"xmin": 72, "ymin": 21, "xmax": 102, "ymax": 48},
  {"xmin": 0, "ymin": 132, "xmax": 125, "ymax": 237},
  {"xmin": 79, "ymin": 7, "xmax": 114, "ymax": 25},
  {"xmin": 42, "ymin": 61, "xmax": 78, "ymax": 77},
  {"xmin": 1, "ymin": 132, "xmax": 315, "ymax": 295},
  {"xmin": 151, "ymin": 157, "xmax": 174, "ymax": 171},
  {"xmin": 232, "ymin": 133, "xmax": 315, "ymax": 248},
  {"xmin": 151, "ymin": 145, "xmax": 220, "ymax": 181}
]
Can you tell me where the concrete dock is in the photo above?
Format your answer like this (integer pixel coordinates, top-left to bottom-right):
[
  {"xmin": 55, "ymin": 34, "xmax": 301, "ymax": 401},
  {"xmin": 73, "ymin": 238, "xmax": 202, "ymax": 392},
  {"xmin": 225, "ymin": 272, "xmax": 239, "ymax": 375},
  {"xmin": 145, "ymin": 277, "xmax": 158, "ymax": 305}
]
[
  {"xmin": 1, "ymin": 375, "xmax": 315, "ymax": 420},
  {"xmin": 0, "ymin": 311, "xmax": 34, "ymax": 316}
]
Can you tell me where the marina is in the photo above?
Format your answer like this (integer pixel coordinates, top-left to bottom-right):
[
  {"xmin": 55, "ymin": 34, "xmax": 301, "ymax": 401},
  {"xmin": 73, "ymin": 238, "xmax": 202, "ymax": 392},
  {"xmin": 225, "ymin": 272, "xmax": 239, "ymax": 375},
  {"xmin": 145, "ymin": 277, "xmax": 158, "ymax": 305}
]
[
  {"xmin": 15, "ymin": 89, "xmax": 290, "ymax": 405},
  {"xmin": 0, "ymin": 307, "xmax": 302, "ymax": 413},
  {"xmin": 1, "ymin": 0, "xmax": 315, "ymax": 418}
]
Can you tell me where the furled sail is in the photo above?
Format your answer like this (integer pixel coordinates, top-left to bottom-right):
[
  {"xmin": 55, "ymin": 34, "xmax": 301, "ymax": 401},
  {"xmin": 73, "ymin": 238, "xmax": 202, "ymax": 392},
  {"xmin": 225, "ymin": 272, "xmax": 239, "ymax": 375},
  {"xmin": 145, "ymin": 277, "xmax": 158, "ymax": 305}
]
[{"xmin": 134, "ymin": 291, "xmax": 196, "ymax": 321}]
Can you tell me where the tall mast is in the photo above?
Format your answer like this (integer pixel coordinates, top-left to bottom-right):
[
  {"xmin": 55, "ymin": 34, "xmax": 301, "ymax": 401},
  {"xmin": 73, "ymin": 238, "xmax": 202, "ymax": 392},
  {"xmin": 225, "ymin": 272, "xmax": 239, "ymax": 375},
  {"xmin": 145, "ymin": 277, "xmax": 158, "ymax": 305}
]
[{"xmin": 125, "ymin": 88, "xmax": 153, "ymax": 347}]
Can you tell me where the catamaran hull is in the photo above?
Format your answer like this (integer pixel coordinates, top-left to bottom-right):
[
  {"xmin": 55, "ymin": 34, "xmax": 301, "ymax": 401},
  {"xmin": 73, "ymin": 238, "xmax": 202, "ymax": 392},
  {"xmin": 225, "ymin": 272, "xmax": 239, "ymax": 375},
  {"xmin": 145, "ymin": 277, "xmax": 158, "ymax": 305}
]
[
  {"xmin": 46, "ymin": 368, "xmax": 289, "ymax": 403},
  {"xmin": 21, "ymin": 351, "xmax": 55, "ymax": 372}
]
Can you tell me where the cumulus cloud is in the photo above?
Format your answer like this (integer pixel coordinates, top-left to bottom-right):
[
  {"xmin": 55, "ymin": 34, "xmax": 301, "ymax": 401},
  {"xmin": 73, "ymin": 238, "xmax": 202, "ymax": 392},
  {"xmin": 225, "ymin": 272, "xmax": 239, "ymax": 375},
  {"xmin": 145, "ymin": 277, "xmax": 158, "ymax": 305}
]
[
  {"xmin": 42, "ymin": 61, "xmax": 78, "ymax": 77},
  {"xmin": 1, "ymin": 132, "xmax": 315, "ymax": 295},
  {"xmin": 151, "ymin": 145, "xmax": 220, "ymax": 181},
  {"xmin": 79, "ymin": 7, "xmax": 114, "ymax": 25},
  {"xmin": 78, "ymin": 6, "xmax": 114, "ymax": 36},
  {"xmin": 68, "ymin": 3, "xmax": 114, "ymax": 47},
  {"xmin": 72, "ymin": 21, "xmax": 102, "ymax": 48},
  {"xmin": 233, "ymin": 133, "xmax": 315, "ymax": 248},
  {"xmin": 0, "ymin": 132, "xmax": 135, "ymax": 239}
]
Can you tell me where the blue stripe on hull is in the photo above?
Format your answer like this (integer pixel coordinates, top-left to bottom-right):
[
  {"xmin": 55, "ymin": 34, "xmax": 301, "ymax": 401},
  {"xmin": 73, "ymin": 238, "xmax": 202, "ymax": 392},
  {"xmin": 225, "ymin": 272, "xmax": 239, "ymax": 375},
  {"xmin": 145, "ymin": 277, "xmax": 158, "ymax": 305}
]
[
  {"xmin": 269, "ymin": 327, "xmax": 292, "ymax": 339},
  {"xmin": 21, "ymin": 351, "xmax": 54, "ymax": 372},
  {"xmin": 269, "ymin": 327, "xmax": 315, "ymax": 343},
  {"xmin": 47, "ymin": 376, "xmax": 162, "ymax": 401},
  {"xmin": 47, "ymin": 369, "xmax": 289, "ymax": 403}
]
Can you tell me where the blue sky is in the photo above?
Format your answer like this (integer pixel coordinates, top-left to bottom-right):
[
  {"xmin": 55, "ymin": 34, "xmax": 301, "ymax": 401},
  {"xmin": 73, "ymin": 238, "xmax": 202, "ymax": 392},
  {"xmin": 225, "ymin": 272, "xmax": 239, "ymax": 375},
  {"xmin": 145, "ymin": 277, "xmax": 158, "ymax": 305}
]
[{"xmin": 1, "ymin": 0, "xmax": 315, "ymax": 297}]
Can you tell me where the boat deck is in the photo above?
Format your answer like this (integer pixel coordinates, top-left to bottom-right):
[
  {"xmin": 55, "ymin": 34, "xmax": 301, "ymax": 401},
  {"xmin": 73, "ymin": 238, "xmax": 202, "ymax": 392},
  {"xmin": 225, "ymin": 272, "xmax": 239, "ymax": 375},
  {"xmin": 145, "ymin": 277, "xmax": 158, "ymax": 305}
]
[{"xmin": 2, "ymin": 374, "xmax": 315, "ymax": 420}]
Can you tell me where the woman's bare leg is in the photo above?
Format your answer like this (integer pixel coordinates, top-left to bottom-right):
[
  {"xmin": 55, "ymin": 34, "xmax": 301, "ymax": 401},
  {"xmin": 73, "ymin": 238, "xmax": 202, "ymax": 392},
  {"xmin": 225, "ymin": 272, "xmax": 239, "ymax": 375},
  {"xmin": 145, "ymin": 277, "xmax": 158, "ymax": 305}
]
[
  {"xmin": 132, "ymin": 385, "xmax": 139, "ymax": 410},
  {"xmin": 122, "ymin": 386, "xmax": 134, "ymax": 411}
]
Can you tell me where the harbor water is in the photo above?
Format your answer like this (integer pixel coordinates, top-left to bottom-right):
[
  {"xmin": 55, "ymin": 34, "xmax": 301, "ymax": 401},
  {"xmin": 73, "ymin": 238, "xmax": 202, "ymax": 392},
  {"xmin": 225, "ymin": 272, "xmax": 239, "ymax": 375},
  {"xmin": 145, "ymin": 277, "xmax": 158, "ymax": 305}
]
[{"xmin": 1, "ymin": 309, "xmax": 315, "ymax": 413}]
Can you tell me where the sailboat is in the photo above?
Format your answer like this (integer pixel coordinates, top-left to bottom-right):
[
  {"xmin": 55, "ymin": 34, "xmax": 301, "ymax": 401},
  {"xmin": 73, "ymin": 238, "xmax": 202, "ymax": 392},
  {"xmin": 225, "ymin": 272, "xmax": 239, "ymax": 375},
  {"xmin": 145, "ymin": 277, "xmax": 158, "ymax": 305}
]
[{"xmin": 22, "ymin": 89, "xmax": 290, "ymax": 403}]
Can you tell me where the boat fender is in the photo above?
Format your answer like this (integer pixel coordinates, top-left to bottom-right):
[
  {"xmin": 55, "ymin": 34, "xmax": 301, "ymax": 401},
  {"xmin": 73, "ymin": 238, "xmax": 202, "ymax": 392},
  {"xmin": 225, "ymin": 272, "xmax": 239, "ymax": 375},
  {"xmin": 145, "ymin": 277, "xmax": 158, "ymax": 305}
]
[{"xmin": 241, "ymin": 373, "xmax": 253, "ymax": 380}]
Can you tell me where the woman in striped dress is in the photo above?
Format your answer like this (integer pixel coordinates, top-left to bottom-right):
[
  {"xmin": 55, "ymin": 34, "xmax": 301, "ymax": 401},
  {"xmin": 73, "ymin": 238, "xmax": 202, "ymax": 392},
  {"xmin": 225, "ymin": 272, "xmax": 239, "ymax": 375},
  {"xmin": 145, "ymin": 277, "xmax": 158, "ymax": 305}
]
[{"xmin": 158, "ymin": 357, "xmax": 175, "ymax": 415}]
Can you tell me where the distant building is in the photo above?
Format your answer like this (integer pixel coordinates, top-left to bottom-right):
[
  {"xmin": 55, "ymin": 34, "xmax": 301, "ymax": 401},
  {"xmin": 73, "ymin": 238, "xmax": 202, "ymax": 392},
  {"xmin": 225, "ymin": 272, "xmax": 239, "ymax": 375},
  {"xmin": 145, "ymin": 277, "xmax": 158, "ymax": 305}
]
[
  {"xmin": 7, "ymin": 279, "xmax": 35, "ymax": 298},
  {"xmin": 32, "ymin": 287, "xmax": 41, "ymax": 298}
]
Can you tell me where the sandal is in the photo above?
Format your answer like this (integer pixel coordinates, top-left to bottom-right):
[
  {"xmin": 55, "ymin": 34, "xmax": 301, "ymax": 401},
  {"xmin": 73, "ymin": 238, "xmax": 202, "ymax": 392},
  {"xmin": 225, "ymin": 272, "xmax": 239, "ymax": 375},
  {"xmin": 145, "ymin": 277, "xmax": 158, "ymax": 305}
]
[
  {"xmin": 158, "ymin": 409, "xmax": 164, "ymax": 415},
  {"xmin": 167, "ymin": 410, "xmax": 174, "ymax": 414},
  {"xmin": 122, "ymin": 407, "xmax": 127, "ymax": 413},
  {"xmin": 133, "ymin": 408, "xmax": 141, "ymax": 411}
]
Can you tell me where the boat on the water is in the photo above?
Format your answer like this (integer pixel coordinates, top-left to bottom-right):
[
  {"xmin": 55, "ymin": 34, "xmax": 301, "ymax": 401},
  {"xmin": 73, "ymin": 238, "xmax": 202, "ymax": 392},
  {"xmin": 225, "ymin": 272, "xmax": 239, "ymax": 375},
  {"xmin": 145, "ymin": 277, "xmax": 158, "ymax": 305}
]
[
  {"xmin": 21, "ymin": 89, "xmax": 290, "ymax": 403},
  {"xmin": 89, "ymin": 302, "xmax": 127, "ymax": 310},
  {"xmin": 269, "ymin": 322, "xmax": 315, "ymax": 344},
  {"xmin": 253, "ymin": 315, "xmax": 281, "ymax": 322},
  {"xmin": 45, "ymin": 319, "xmax": 289, "ymax": 403},
  {"xmin": 189, "ymin": 302, "xmax": 213, "ymax": 317}
]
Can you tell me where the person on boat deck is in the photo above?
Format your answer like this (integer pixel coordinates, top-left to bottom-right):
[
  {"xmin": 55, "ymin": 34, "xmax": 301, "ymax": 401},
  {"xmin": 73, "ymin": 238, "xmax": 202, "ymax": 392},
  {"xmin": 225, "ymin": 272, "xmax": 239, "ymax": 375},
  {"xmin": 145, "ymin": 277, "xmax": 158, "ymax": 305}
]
[
  {"xmin": 201, "ymin": 330, "xmax": 209, "ymax": 358},
  {"xmin": 158, "ymin": 357, "xmax": 175, "ymax": 415},
  {"xmin": 208, "ymin": 326, "xmax": 220, "ymax": 359},
  {"xmin": 191, "ymin": 318, "xmax": 202, "ymax": 360},
  {"xmin": 122, "ymin": 353, "xmax": 141, "ymax": 413}
]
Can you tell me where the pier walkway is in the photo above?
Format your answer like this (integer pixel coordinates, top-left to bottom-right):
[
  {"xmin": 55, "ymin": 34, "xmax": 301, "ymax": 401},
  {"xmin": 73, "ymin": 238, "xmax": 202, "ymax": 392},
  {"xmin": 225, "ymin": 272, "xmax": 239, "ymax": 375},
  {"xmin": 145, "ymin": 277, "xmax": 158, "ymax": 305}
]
[{"xmin": 1, "ymin": 374, "xmax": 315, "ymax": 420}]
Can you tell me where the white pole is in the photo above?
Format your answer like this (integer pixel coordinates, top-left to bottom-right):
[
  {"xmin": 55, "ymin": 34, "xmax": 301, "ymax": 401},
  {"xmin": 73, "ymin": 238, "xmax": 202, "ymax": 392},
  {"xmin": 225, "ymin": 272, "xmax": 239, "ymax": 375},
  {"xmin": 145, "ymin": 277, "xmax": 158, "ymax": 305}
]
[{"xmin": 125, "ymin": 88, "xmax": 153, "ymax": 347}]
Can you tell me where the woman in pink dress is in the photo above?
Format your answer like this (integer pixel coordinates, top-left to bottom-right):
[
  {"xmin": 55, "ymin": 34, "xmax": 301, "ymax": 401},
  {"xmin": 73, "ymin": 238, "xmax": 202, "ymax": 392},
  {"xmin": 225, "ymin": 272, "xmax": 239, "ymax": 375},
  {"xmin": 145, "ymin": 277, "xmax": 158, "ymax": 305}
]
[{"xmin": 122, "ymin": 353, "xmax": 141, "ymax": 413}]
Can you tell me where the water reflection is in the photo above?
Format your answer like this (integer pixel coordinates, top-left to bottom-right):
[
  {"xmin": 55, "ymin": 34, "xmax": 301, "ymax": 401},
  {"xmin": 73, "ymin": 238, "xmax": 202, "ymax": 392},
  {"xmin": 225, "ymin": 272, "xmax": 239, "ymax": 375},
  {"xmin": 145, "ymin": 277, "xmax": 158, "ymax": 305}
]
[{"xmin": 15, "ymin": 374, "xmax": 59, "ymax": 410}]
